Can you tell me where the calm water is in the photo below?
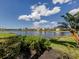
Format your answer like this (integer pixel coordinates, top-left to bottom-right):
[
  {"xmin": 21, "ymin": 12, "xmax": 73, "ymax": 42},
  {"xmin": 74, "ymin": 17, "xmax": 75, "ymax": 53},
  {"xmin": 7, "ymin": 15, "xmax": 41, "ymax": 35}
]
[{"xmin": 0, "ymin": 31, "xmax": 71, "ymax": 38}]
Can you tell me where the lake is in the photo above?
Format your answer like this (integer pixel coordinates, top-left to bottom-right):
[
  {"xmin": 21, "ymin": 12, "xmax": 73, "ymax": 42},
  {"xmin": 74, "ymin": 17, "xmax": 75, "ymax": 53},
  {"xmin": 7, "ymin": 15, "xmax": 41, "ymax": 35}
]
[{"xmin": 0, "ymin": 30, "xmax": 71, "ymax": 38}]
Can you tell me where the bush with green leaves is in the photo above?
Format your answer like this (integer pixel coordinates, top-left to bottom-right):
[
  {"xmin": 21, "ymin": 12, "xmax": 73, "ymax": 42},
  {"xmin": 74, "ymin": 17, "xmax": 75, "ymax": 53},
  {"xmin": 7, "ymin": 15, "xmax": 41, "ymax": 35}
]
[
  {"xmin": 18, "ymin": 35, "xmax": 51, "ymax": 55},
  {"xmin": 0, "ymin": 36, "xmax": 21, "ymax": 59},
  {"xmin": 0, "ymin": 35, "xmax": 51, "ymax": 59},
  {"xmin": 24, "ymin": 36, "xmax": 51, "ymax": 49}
]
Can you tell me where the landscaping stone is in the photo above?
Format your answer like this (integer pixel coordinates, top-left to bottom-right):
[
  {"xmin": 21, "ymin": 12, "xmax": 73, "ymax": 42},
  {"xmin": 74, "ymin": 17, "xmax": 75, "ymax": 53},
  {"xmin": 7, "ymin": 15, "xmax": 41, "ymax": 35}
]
[{"xmin": 39, "ymin": 49, "xmax": 70, "ymax": 59}]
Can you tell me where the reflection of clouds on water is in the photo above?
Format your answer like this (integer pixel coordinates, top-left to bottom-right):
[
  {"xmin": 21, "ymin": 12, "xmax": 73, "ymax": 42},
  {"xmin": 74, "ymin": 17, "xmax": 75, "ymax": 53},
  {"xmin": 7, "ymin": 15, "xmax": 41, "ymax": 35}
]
[
  {"xmin": 55, "ymin": 32, "xmax": 64, "ymax": 36},
  {"xmin": 55, "ymin": 32, "xmax": 60, "ymax": 36},
  {"xmin": 0, "ymin": 31, "xmax": 71, "ymax": 38}
]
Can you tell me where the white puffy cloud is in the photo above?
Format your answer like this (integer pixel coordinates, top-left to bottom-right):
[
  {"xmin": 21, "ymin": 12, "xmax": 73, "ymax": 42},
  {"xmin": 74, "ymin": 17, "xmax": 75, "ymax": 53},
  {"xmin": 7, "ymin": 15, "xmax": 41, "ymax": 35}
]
[
  {"xmin": 39, "ymin": 20, "xmax": 48, "ymax": 23},
  {"xmin": 18, "ymin": 4, "xmax": 61, "ymax": 21},
  {"xmin": 52, "ymin": 0, "xmax": 71, "ymax": 4},
  {"xmin": 18, "ymin": 15, "xmax": 31, "ymax": 21},
  {"xmin": 51, "ymin": 22, "xmax": 58, "ymax": 26},
  {"xmin": 69, "ymin": 8, "xmax": 79, "ymax": 15},
  {"xmin": 33, "ymin": 21, "xmax": 60, "ymax": 29},
  {"xmin": 49, "ymin": 22, "xmax": 59, "ymax": 28},
  {"xmin": 18, "ymin": 12, "xmax": 41, "ymax": 21},
  {"xmin": 33, "ymin": 20, "xmax": 48, "ymax": 28},
  {"xmin": 33, "ymin": 22, "xmax": 40, "ymax": 29},
  {"xmin": 33, "ymin": 20, "xmax": 48, "ymax": 26},
  {"xmin": 32, "ymin": 5, "xmax": 61, "ymax": 16}
]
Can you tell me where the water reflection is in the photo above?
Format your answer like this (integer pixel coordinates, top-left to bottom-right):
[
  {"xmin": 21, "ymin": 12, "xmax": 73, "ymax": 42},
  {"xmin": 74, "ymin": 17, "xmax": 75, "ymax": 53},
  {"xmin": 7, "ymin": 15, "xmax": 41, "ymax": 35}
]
[{"xmin": 0, "ymin": 31, "xmax": 71, "ymax": 38}]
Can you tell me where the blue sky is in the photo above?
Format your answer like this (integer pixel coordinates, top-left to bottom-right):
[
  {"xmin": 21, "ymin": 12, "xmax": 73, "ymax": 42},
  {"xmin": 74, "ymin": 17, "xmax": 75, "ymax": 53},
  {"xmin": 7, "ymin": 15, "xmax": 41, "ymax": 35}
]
[{"xmin": 0, "ymin": 0, "xmax": 79, "ymax": 29}]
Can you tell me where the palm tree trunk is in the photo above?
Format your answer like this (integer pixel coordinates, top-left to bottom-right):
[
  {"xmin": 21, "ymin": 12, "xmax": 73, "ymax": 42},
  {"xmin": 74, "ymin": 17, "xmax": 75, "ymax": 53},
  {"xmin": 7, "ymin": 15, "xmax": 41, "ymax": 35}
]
[{"xmin": 70, "ymin": 30, "xmax": 79, "ymax": 45}]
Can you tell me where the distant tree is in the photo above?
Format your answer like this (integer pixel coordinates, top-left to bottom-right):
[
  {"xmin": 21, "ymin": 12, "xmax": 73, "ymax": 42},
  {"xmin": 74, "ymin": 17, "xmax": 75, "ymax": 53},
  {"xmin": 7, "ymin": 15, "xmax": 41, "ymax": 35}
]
[{"xmin": 61, "ymin": 13, "xmax": 79, "ymax": 45}]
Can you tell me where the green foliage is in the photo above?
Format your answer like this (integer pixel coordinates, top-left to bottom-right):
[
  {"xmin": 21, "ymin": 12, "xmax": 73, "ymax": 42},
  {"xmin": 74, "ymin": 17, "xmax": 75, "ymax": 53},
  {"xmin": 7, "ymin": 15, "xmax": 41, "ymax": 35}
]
[
  {"xmin": 50, "ymin": 36, "xmax": 79, "ymax": 59},
  {"xmin": 62, "ymin": 13, "xmax": 79, "ymax": 31},
  {"xmin": 1, "ymin": 35, "xmax": 79, "ymax": 59},
  {"xmin": 0, "ymin": 36, "xmax": 21, "ymax": 59},
  {"xmin": 19, "ymin": 35, "xmax": 51, "ymax": 50}
]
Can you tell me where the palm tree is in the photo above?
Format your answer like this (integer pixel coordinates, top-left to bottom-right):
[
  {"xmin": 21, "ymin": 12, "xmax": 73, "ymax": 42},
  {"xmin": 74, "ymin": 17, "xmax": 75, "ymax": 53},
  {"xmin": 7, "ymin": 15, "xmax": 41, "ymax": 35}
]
[{"xmin": 61, "ymin": 13, "xmax": 79, "ymax": 45}]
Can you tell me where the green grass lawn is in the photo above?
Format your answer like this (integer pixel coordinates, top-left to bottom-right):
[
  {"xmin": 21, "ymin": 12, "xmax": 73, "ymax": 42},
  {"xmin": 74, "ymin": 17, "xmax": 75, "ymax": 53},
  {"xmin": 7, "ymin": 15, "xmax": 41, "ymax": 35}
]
[
  {"xmin": 50, "ymin": 36, "xmax": 79, "ymax": 59},
  {"xmin": 0, "ymin": 33, "xmax": 20, "ymax": 59},
  {"xmin": 0, "ymin": 33, "xmax": 16, "ymax": 38},
  {"xmin": 0, "ymin": 33, "xmax": 17, "ymax": 47}
]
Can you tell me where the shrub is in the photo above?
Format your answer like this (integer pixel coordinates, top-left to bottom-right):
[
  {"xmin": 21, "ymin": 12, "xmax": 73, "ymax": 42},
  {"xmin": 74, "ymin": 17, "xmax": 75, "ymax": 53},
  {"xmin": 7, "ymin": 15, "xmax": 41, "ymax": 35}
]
[{"xmin": 23, "ymin": 36, "xmax": 51, "ymax": 50}]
